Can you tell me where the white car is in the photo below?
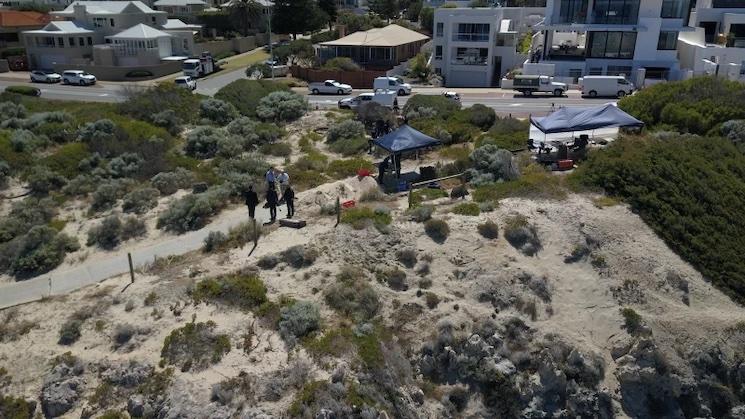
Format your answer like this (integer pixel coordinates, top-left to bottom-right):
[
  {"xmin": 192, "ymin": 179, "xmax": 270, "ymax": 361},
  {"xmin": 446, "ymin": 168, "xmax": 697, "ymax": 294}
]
[
  {"xmin": 175, "ymin": 76, "xmax": 197, "ymax": 90},
  {"xmin": 443, "ymin": 91, "xmax": 460, "ymax": 102},
  {"xmin": 309, "ymin": 80, "xmax": 353, "ymax": 95},
  {"xmin": 30, "ymin": 70, "xmax": 61, "ymax": 83},
  {"xmin": 62, "ymin": 70, "xmax": 96, "ymax": 86},
  {"xmin": 373, "ymin": 76, "xmax": 412, "ymax": 96},
  {"xmin": 338, "ymin": 92, "xmax": 398, "ymax": 110}
]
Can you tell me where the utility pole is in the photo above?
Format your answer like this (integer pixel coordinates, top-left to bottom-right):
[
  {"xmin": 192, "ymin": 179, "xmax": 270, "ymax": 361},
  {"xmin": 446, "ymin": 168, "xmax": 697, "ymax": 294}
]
[{"xmin": 267, "ymin": 5, "xmax": 274, "ymax": 80}]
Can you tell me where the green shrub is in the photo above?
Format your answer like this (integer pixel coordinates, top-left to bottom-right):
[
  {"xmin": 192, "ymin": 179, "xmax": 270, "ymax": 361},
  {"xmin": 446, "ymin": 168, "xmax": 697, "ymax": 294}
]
[
  {"xmin": 259, "ymin": 142, "xmax": 292, "ymax": 157},
  {"xmin": 10, "ymin": 129, "xmax": 44, "ymax": 152},
  {"xmin": 26, "ymin": 166, "xmax": 67, "ymax": 195},
  {"xmin": 2, "ymin": 225, "xmax": 79, "ymax": 278},
  {"xmin": 407, "ymin": 204, "xmax": 433, "ymax": 222},
  {"xmin": 90, "ymin": 180, "xmax": 132, "ymax": 212},
  {"xmin": 410, "ymin": 188, "xmax": 448, "ymax": 208},
  {"xmin": 452, "ymin": 202, "xmax": 480, "ymax": 216},
  {"xmin": 157, "ymin": 186, "xmax": 231, "ymax": 233},
  {"xmin": 184, "ymin": 126, "xmax": 226, "ymax": 159},
  {"xmin": 5, "ymin": 85, "xmax": 39, "ymax": 96},
  {"xmin": 86, "ymin": 215, "xmax": 122, "ymax": 250},
  {"xmin": 0, "ymin": 101, "xmax": 26, "ymax": 120},
  {"xmin": 202, "ymin": 231, "xmax": 227, "ymax": 252},
  {"xmin": 40, "ymin": 142, "xmax": 91, "ymax": 179},
  {"xmin": 279, "ymin": 301, "xmax": 321, "ymax": 346},
  {"xmin": 573, "ymin": 134, "xmax": 745, "ymax": 303},
  {"xmin": 121, "ymin": 216, "xmax": 147, "ymax": 240},
  {"xmin": 477, "ymin": 220, "xmax": 499, "ymax": 239},
  {"xmin": 322, "ymin": 57, "xmax": 361, "ymax": 71},
  {"xmin": 327, "ymin": 119, "xmax": 366, "ymax": 143},
  {"xmin": 122, "ymin": 187, "xmax": 159, "ymax": 214},
  {"xmin": 474, "ymin": 163, "xmax": 565, "ymax": 202},
  {"xmin": 199, "ymin": 98, "xmax": 239, "ymax": 125},
  {"xmin": 215, "ymin": 79, "xmax": 290, "ymax": 118},
  {"xmin": 0, "ymin": 160, "xmax": 9, "ymax": 187},
  {"xmin": 58, "ymin": 319, "xmax": 82, "ymax": 345},
  {"xmin": 424, "ymin": 219, "xmax": 450, "ymax": 243},
  {"xmin": 0, "ymin": 394, "xmax": 36, "ymax": 418},
  {"xmin": 468, "ymin": 144, "xmax": 520, "ymax": 185},
  {"xmin": 151, "ymin": 168, "xmax": 195, "ymax": 195},
  {"xmin": 341, "ymin": 207, "xmax": 392, "ymax": 230},
  {"xmin": 120, "ymin": 83, "xmax": 201, "ymax": 124},
  {"xmin": 0, "ymin": 197, "xmax": 55, "ymax": 243},
  {"xmin": 281, "ymin": 245, "xmax": 319, "ymax": 268},
  {"xmin": 256, "ymin": 91, "xmax": 309, "ymax": 123},
  {"xmin": 425, "ymin": 292, "xmax": 440, "ymax": 309},
  {"xmin": 192, "ymin": 274, "xmax": 267, "ymax": 309},
  {"xmin": 383, "ymin": 267, "xmax": 408, "ymax": 291},
  {"xmin": 620, "ymin": 307, "xmax": 643, "ymax": 335},
  {"xmin": 327, "ymin": 158, "xmax": 374, "ymax": 179},
  {"xmin": 328, "ymin": 137, "xmax": 368, "ymax": 156},
  {"xmin": 161, "ymin": 321, "xmax": 231, "ymax": 372},
  {"xmin": 403, "ymin": 94, "xmax": 461, "ymax": 119},
  {"xmin": 324, "ymin": 267, "xmax": 380, "ymax": 321},
  {"xmin": 504, "ymin": 214, "xmax": 541, "ymax": 256},
  {"xmin": 450, "ymin": 184, "xmax": 469, "ymax": 199},
  {"xmin": 478, "ymin": 117, "xmax": 531, "ymax": 150}
]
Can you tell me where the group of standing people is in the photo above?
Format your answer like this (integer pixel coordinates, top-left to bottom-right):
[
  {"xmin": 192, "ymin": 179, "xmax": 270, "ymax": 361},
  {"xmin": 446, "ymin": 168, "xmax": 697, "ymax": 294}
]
[{"xmin": 242, "ymin": 166, "xmax": 295, "ymax": 224}]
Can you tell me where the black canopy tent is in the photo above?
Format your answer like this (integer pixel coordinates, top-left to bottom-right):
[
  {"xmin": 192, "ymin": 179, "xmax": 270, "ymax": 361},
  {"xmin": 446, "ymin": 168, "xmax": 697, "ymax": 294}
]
[
  {"xmin": 372, "ymin": 125, "xmax": 441, "ymax": 179},
  {"xmin": 530, "ymin": 103, "xmax": 644, "ymax": 136}
]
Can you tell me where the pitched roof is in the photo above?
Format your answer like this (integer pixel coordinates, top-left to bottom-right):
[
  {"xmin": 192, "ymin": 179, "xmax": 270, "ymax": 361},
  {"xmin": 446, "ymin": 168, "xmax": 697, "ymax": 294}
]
[
  {"xmin": 320, "ymin": 24, "xmax": 429, "ymax": 47},
  {"xmin": 162, "ymin": 18, "xmax": 202, "ymax": 30},
  {"xmin": 220, "ymin": 0, "xmax": 273, "ymax": 7},
  {"xmin": 154, "ymin": 0, "xmax": 206, "ymax": 6},
  {"xmin": 24, "ymin": 20, "xmax": 94, "ymax": 34},
  {"xmin": 0, "ymin": 10, "xmax": 52, "ymax": 28},
  {"xmin": 108, "ymin": 23, "xmax": 171, "ymax": 39},
  {"xmin": 55, "ymin": 1, "xmax": 161, "ymax": 15}
]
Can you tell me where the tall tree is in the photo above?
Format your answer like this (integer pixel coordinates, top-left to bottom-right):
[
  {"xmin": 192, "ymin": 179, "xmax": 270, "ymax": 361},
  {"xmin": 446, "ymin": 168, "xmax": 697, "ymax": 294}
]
[
  {"xmin": 419, "ymin": 6, "xmax": 433, "ymax": 33},
  {"xmin": 227, "ymin": 0, "xmax": 263, "ymax": 36},
  {"xmin": 272, "ymin": 0, "xmax": 325, "ymax": 39},
  {"xmin": 369, "ymin": 0, "xmax": 399, "ymax": 22},
  {"xmin": 318, "ymin": 0, "xmax": 338, "ymax": 31}
]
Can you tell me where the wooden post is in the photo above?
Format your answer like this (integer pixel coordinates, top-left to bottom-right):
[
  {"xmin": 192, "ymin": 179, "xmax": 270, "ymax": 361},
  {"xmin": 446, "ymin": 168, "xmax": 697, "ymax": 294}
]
[
  {"xmin": 48, "ymin": 277, "xmax": 52, "ymax": 297},
  {"xmin": 253, "ymin": 218, "xmax": 259, "ymax": 248},
  {"xmin": 335, "ymin": 196, "xmax": 341, "ymax": 227},
  {"xmin": 408, "ymin": 189, "xmax": 413, "ymax": 209},
  {"xmin": 127, "ymin": 252, "xmax": 135, "ymax": 284}
]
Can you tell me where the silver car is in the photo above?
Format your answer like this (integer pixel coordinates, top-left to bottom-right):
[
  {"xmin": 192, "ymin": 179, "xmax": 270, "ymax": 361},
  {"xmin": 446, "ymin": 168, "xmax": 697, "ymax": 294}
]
[{"xmin": 30, "ymin": 70, "xmax": 61, "ymax": 83}]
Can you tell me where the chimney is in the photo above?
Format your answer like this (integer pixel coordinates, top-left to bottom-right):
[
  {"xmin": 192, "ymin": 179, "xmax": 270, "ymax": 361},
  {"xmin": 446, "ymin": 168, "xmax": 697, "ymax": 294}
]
[
  {"xmin": 337, "ymin": 24, "xmax": 347, "ymax": 38},
  {"xmin": 73, "ymin": 4, "xmax": 87, "ymax": 21}
]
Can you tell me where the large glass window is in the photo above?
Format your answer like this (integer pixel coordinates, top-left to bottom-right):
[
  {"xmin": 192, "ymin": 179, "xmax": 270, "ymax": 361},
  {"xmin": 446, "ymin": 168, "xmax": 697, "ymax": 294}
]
[
  {"xmin": 657, "ymin": 31, "xmax": 678, "ymax": 50},
  {"xmin": 661, "ymin": 0, "xmax": 691, "ymax": 18},
  {"xmin": 592, "ymin": 0, "xmax": 640, "ymax": 24},
  {"xmin": 435, "ymin": 45, "xmax": 442, "ymax": 59},
  {"xmin": 558, "ymin": 0, "xmax": 588, "ymax": 24},
  {"xmin": 454, "ymin": 23, "xmax": 490, "ymax": 42},
  {"xmin": 436, "ymin": 22, "xmax": 443, "ymax": 37},
  {"xmin": 587, "ymin": 31, "xmax": 636, "ymax": 58},
  {"xmin": 452, "ymin": 47, "xmax": 488, "ymax": 65}
]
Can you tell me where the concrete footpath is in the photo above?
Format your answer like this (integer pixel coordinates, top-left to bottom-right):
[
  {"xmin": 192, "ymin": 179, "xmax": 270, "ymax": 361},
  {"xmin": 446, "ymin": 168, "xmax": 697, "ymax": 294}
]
[{"xmin": 0, "ymin": 203, "xmax": 283, "ymax": 310}]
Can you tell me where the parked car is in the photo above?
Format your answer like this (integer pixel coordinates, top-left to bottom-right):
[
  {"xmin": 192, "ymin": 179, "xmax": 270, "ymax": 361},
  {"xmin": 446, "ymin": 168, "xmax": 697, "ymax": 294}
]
[
  {"xmin": 373, "ymin": 76, "xmax": 412, "ymax": 96},
  {"xmin": 338, "ymin": 91, "xmax": 398, "ymax": 110},
  {"xmin": 30, "ymin": 70, "xmax": 61, "ymax": 83},
  {"xmin": 443, "ymin": 91, "xmax": 460, "ymax": 102},
  {"xmin": 62, "ymin": 70, "xmax": 96, "ymax": 86},
  {"xmin": 580, "ymin": 75, "xmax": 635, "ymax": 98},
  {"xmin": 512, "ymin": 75, "xmax": 567, "ymax": 96},
  {"xmin": 174, "ymin": 76, "xmax": 197, "ymax": 90},
  {"xmin": 309, "ymin": 80, "xmax": 353, "ymax": 95}
]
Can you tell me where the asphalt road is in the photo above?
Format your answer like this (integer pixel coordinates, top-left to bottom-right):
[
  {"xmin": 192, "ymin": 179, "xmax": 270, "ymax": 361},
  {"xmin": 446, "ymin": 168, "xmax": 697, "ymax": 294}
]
[{"xmin": 2, "ymin": 69, "xmax": 613, "ymax": 114}]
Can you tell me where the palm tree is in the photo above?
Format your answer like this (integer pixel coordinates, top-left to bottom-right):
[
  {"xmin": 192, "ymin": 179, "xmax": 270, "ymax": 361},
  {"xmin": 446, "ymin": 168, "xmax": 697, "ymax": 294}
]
[{"xmin": 227, "ymin": 0, "xmax": 263, "ymax": 37}]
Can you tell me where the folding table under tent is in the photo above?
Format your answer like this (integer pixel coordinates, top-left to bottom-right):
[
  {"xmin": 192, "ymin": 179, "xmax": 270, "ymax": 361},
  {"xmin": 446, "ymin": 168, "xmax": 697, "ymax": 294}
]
[
  {"xmin": 372, "ymin": 124, "xmax": 441, "ymax": 179},
  {"xmin": 530, "ymin": 103, "xmax": 644, "ymax": 141}
]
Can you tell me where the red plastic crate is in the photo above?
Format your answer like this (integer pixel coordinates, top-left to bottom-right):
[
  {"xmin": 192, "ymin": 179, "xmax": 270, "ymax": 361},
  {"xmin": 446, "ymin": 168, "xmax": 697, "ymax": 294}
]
[
  {"xmin": 558, "ymin": 159, "xmax": 574, "ymax": 170},
  {"xmin": 342, "ymin": 200, "xmax": 356, "ymax": 209}
]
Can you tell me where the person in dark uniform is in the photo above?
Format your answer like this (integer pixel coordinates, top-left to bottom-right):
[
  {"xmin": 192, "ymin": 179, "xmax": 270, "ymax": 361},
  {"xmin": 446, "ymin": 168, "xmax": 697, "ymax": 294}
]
[
  {"xmin": 243, "ymin": 185, "xmax": 259, "ymax": 219},
  {"xmin": 378, "ymin": 156, "xmax": 389, "ymax": 184},
  {"xmin": 283, "ymin": 186, "xmax": 295, "ymax": 218},
  {"xmin": 266, "ymin": 187, "xmax": 278, "ymax": 223}
]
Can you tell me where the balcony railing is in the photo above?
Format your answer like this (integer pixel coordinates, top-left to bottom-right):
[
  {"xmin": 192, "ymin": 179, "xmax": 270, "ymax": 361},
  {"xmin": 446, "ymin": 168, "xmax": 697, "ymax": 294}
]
[
  {"xmin": 451, "ymin": 56, "xmax": 488, "ymax": 65},
  {"xmin": 452, "ymin": 33, "xmax": 489, "ymax": 42}
]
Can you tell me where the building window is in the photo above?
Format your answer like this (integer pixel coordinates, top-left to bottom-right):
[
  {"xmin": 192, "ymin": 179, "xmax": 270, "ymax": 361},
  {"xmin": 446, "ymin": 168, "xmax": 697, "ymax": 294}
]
[
  {"xmin": 435, "ymin": 67, "xmax": 441, "ymax": 75},
  {"xmin": 587, "ymin": 31, "xmax": 636, "ymax": 59},
  {"xmin": 57, "ymin": 37, "xmax": 64, "ymax": 47},
  {"xmin": 607, "ymin": 65, "xmax": 632, "ymax": 76},
  {"xmin": 93, "ymin": 17, "xmax": 106, "ymax": 28},
  {"xmin": 661, "ymin": 0, "xmax": 691, "ymax": 18},
  {"xmin": 69, "ymin": 37, "xmax": 75, "ymax": 46},
  {"xmin": 79, "ymin": 37, "xmax": 85, "ymax": 45},
  {"xmin": 110, "ymin": 18, "xmax": 115, "ymax": 26},
  {"xmin": 454, "ymin": 23, "xmax": 490, "ymax": 42},
  {"xmin": 436, "ymin": 22, "xmax": 443, "ymax": 37},
  {"xmin": 435, "ymin": 45, "xmax": 442, "ymax": 59},
  {"xmin": 558, "ymin": 0, "xmax": 589, "ymax": 24},
  {"xmin": 657, "ymin": 31, "xmax": 678, "ymax": 50},
  {"xmin": 592, "ymin": 0, "xmax": 640, "ymax": 25},
  {"xmin": 452, "ymin": 47, "xmax": 488, "ymax": 65},
  {"xmin": 87, "ymin": 37, "xmax": 93, "ymax": 45},
  {"xmin": 42, "ymin": 36, "xmax": 55, "ymax": 47},
  {"xmin": 152, "ymin": 16, "xmax": 156, "ymax": 24}
]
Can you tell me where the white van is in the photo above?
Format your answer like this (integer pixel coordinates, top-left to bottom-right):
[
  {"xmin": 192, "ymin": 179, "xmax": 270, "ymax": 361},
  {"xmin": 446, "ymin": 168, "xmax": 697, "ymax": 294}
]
[
  {"xmin": 338, "ymin": 91, "xmax": 399, "ymax": 110},
  {"xmin": 373, "ymin": 76, "xmax": 412, "ymax": 96},
  {"xmin": 580, "ymin": 75, "xmax": 635, "ymax": 98}
]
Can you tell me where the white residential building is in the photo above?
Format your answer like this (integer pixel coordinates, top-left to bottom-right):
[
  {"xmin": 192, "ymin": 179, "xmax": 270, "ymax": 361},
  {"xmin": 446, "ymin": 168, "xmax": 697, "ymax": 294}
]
[
  {"xmin": 677, "ymin": 0, "xmax": 745, "ymax": 79},
  {"xmin": 153, "ymin": 0, "xmax": 208, "ymax": 18},
  {"xmin": 525, "ymin": 0, "xmax": 695, "ymax": 84},
  {"xmin": 432, "ymin": 7, "xmax": 545, "ymax": 87},
  {"xmin": 23, "ymin": 1, "xmax": 200, "ymax": 69}
]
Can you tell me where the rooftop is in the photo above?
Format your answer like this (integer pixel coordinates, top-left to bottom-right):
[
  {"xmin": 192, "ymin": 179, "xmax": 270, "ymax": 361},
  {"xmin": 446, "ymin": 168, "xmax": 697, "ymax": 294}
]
[
  {"xmin": 54, "ymin": 1, "xmax": 163, "ymax": 15},
  {"xmin": 24, "ymin": 20, "xmax": 94, "ymax": 34},
  {"xmin": 320, "ymin": 24, "xmax": 429, "ymax": 47},
  {"xmin": 162, "ymin": 18, "xmax": 202, "ymax": 30},
  {"xmin": 154, "ymin": 0, "xmax": 207, "ymax": 6},
  {"xmin": 108, "ymin": 23, "xmax": 171, "ymax": 39},
  {"xmin": 0, "ymin": 10, "xmax": 52, "ymax": 28}
]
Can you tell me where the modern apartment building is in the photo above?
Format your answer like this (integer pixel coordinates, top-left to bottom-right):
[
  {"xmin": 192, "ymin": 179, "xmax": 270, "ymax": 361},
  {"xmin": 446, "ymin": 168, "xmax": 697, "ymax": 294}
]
[
  {"xmin": 677, "ymin": 0, "xmax": 745, "ymax": 79},
  {"xmin": 525, "ymin": 0, "xmax": 695, "ymax": 82},
  {"xmin": 432, "ymin": 7, "xmax": 545, "ymax": 87},
  {"xmin": 22, "ymin": 1, "xmax": 200, "ymax": 69}
]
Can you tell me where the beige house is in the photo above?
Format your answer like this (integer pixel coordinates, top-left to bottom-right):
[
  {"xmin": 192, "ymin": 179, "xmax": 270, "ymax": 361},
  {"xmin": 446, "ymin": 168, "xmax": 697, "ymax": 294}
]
[
  {"xmin": 318, "ymin": 24, "xmax": 429, "ymax": 69},
  {"xmin": 153, "ymin": 0, "xmax": 207, "ymax": 19},
  {"xmin": 23, "ymin": 1, "xmax": 200, "ymax": 69}
]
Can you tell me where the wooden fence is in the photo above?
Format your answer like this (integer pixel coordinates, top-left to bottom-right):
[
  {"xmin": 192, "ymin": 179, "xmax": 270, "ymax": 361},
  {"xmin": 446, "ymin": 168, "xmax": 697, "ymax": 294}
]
[{"xmin": 290, "ymin": 66, "xmax": 387, "ymax": 88}]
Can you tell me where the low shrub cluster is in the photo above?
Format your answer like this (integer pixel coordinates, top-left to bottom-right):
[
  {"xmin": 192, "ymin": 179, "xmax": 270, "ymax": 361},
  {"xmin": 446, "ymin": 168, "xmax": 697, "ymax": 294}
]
[
  {"xmin": 473, "ymin": 163, "xmax": 566, "ymax": 202},
  {"xmin": 199, "ymin": 98, "xmax": 238, "ymax": 125},
  {"xmin": 281, "ymin": 245, "xmax": 319, "ymax": 268},
  {"xmin": 86, "ymin": 215, "xmax": 146, "ymax": 250},
  {"xmin": 157, "ymin": 187, "xmax": 230, "ymax": 233},
  {"xmin": 215, "ymin": 79, "xmax": 290, "ymax": 118},
  {"xmin": 327, "ymin": 120, "xmax": 367, "ymax": 156},
  {"xmin": 340, "ymin": 207, "xmax": 392, "ymax": 230},
  {"xmin": 424, "ymin": 219, "xmax": 450, "ymax": 243},
  {"xmin": 452, "ymin": 202, "xmax": 480, "ymax": 216},
  {"xmin": 406, "ymin": 204, "xmax": 434, "ymax": 222},
  {"xmin": 468, "ymin": 144, "xmax": 520, "ymax": 186},
  {"xmin": 0, "ymin": 224, "xmax": 79, "ymax": 278},
  {"xmin": 191, "ymin": 274, "xmax": 268, "ymax": 310},
  {"xmin": 161, "ymin": 321, "xmax": 231, "ymax": 372},
  {"xmin": 477, "ymin": 220, "xmax": 499, "ymax": 239},
  {"xmin": 122, "ymin": 187, "xmax": 159, "ymax": 214},
  {"xmin": 150, "ymin": 168, "xmax": 195, "ymax": 195},
  {"xmin": 256, "ymin": 91, "xmax": 309, "ymax": 123},
  {"xmin": 279, "ymin": 301, "xmax": 321, "ymax": 346},
  {"xmin": 504, "ymin": 214, "xmax": 541, "ymax": 256},
  {"xmin": 324, "ymin": 266, "xmax": 380, "ymax": 321}
]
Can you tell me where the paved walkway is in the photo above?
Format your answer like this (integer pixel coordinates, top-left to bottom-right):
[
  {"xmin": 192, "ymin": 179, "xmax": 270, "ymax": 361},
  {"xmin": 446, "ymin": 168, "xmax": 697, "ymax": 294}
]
[{"xmin": 0, "ymin": 203, "xmax": 289, "ymax": 309}]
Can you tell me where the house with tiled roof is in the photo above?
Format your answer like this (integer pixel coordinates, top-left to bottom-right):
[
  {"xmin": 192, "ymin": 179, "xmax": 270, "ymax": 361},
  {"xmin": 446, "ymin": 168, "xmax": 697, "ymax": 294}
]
[{"xmin": 0, "ymin": 10, "xmax": 54, "ymax": 53}]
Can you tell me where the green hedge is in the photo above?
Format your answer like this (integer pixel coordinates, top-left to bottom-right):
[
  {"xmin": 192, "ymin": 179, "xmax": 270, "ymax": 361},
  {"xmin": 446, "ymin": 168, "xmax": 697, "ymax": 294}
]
[
  {"xmin": 5, "ymin": 86, "xmax": 40, "ymax": 97},
  {"xmin": 215, "ymin": 79, "xmax": 289, "ymax": 118}
]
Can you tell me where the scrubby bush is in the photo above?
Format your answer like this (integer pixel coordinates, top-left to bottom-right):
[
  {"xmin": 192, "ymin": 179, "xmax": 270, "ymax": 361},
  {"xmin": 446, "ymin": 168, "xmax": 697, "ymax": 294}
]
[
  {"xmin": 450, "ymin": 184, "xmax": 469, "ymax": 199},
  {"xmin": 324, "ymin": 267, "xmax": 380, "ymax": 321},
  {"xmin": 452, "ymin": 202, "xmax": 480, "ymax": 216},
  {"xmin": 257, "ymin": 254, "xmax": 280, "ymax": 269},
  {"xmin": 0, "ymin": 225, "xmax": 79, "ymax": 278},
  {"xmin": 161, "ymin": 321, "xmax": 231, "ymax": 372},
  {"xmin": 10, "ymin": 129, "xmax": 43, "ymax": 152},
  {"xmin": 121, "ymin": 216, "xmax": 146, "ymax": 240},
  {"xmin": 466, "ymin": 104, "xmax": 496, "ymax": 131},
  {"xmin": 327, "ymin": 119, "xmax": 366, "ymax": 143},
  {"xmin": 106, "ymin": 153, "xmax": 144, "ymax": 178},
  {"xmin": 157, "ymin": 186, "xmax": 230, "ymax": 233},
  {"xmin": 279, "ymin": 301, "xmax": 321, "ymax": 346},
  {"xmin": 215, "ymin": 79, "xmax": 290, "ymax": 118},
  {"xmin": 0, "ymin": 101, "xmax": 26, "ymax": 120},
  {"xmin": 86, "ymin": 215, "xmax": 122, "ymax": 250},
  {"xmin": 504, "ymin": 214, "xmax": 541, "ymax": 256},
  {"xmin": 150, "ymin": 168, "xmax": 195, "ymax": 195},
  {"xmin": 184, "ymin": 126, "xmax": 226, "ymax": 159},
  {"xmin": 26, "ymin": 166, "xmax": 66, "ymax": 195},
  {"xmin": 120, "ymin": 83, "xmax": 201, "ymax": 124},
  {"xmin": 721, "ymin": 119, "xmax": 745, "ymax": 145},
  {"xmin": 403, "ymin": 95, "xmax": 461, "ymax": 119},
  {"xmin": 151, "ymin": 109, "xmax": 183, "ymax": 135},
  {"xmin": 122, "ymin": 188, "xmax": 159, "ymax": 214},
  {"xmin": 58, "ymin": 319, "xmax": 82, "ymax": 345},
  {"xmin": 0, "ymin": 197, "xmax": 55, "ymax": 243},
  {"xmin": 0, "ymin": 160, "xmax": 9, "ymax": 187},
  {"xmin": 477, "ymin": 220, "xmax": 499, "ymax": 239},
  {"xmin": 256, "ymin": 91, "xmax": 308, "ymax": 123},
  {"xmin": 341, "ymin": 207, "xmax": 392, "ymax": 230},
  {"xmin": 407, "ymin": 204, "xmax": 433, "ymax": 222},
  {"xmin": 203, "ymin": 231, "xmax": 227, "ymax": 252},
  {"xmin": 468, "ymin": 144, "xmax": 520, "ymax": 186},
  {"xmin": 281, "ymin": 245, "xmax": 319, "ymax": 268},
  {"xmin": 396, "ymin": 248, "xmax": 418, "ymax": 268},
  {"xmin": 357, "ymin": 102, "xmax": 395, "ymax": 129},
  {"xmin": 200, "ymin": 98, "xmax": 239, "ymax": 125},
  {"xmin": 329, "ymin": 137, "xmax": 368, "ymax": 156},
  {"xmin": 259, "ymin": 142, "xmax": 292, "ymax": 157},
  {"xmin": 620, "ymin": 307, "xmax": 643, "ymax": 335},
  {"xmin": 246, "ymin": 62, "xmax": 272, "ymax": 78},
  {"xmin": 79, "ymin": 119, "xmax": 116, "ymax": 143},
  {"xmin": 90, "ymin": 180, "xmax": 131, "ymax": 212},
  {"xmin": 383, "ymin": 268, "xmax": 408, "ymax": 291},
  {"xmin": 322, "ymin": 57, "xmax": 361, "ymax": 71},
  {"xmin": 424, "ymin": 219, "xmax": 450, "ymax": 243},
  {"xmin": 191, "ymin": 274, "xmax": 267, "ymax": 309}
]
